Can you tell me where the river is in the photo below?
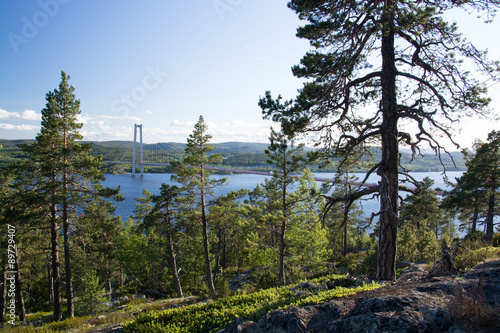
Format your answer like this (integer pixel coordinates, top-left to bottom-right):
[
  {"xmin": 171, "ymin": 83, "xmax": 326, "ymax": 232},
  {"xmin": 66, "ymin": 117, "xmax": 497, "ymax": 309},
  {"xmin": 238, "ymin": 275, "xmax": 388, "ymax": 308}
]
[{"xmin": 102, "ymin": 171, "xmax": 464, "ymax": 224}]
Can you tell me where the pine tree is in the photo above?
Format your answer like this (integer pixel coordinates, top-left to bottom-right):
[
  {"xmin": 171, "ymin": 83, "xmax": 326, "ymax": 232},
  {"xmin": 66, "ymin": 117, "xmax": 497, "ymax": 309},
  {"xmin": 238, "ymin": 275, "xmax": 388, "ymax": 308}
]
[
  {"xmin": 259, "ymin": 0, "xmax": 499, "ymax": 280},
  {"xmin": 76, "ymin": 270, "xmax": 107, "ymax": 316},
  {"xmin": 208, "ymin": 189, "xmax": 249, "ymax": 281},
  {"xmin": 401, "ymin": 177, "xmax": 448, "ymax": 238},
  {"xmin": 473, "ymin": 131, "xmax": 500, "ymax": 242},
  {"xmin": 441, "ymin": 158, "xmax": 487, "ymax": 235},
  {"xmin": 19, "ymin": 71, "xmax": 120, "ymax": 319},
  {"xmin": 171, "ymin": 116, "xmax": 227, "ymax": 297},
  {"xmin": 264, "ymin": 128, "xmax": 306, "ymax": 285},
  {"xmin": 132, "ymin": 189, "xmax": 162, "ymax": 291},
  {"xmin": 146, "ymin": 184, "xmax": 184, "ymax": 298},
  {"xmin": 286, "ymin": 169, "xmax": 329, "ymax": 272},
  {"xmin": 444, "ymin": 131, "xmax": 500, "ymax": 241}
]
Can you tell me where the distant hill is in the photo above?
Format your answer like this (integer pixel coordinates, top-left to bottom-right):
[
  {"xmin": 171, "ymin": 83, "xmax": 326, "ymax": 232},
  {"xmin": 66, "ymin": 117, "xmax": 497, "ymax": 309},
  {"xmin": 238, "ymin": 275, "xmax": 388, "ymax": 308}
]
[
  {"xmin": 0, "ymin": 139, "xmax": 36, "ymax": 147},
  {"xmin": 0, "ymin": 139, "xmax": 466, "ymax": 172}
]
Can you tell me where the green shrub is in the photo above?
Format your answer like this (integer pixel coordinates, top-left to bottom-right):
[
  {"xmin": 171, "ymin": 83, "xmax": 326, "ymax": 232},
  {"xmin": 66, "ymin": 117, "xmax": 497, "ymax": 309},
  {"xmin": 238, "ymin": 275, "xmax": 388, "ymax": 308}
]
[
  {"xmin": 491, "ymin": 233, "xmax": 500, "ymax": 247},
  {"xmin": 357, "ymin": 243, "xmax": 377, "ymax": 277},
  {"xmin": 252, "ymin": 267, "xmax": 279, "ymax": 289},
  {"xmin": 214, "ymin": 277, "xmax": 231, "ymax": 298},
  {"xmin": 397, "ymin": 224, "xmax": 439, "ymax": 263},
  {"xmin": 128, "ymin": 297, "xmax": 148, "ymax": 306},
  {"xmin": 454, "ymin": 243, "xmax": 500, "ymax": 271},
  {"xmin": 285, "ymin": 265, "xmax": 308, "ymax": 285},
  {"xmin": 75, "ymin": 270, "xmax": 108, "ymax": 316},
  {"xmin": 222, "ymin": 266, "xmax": 248, "ymax": 277}
]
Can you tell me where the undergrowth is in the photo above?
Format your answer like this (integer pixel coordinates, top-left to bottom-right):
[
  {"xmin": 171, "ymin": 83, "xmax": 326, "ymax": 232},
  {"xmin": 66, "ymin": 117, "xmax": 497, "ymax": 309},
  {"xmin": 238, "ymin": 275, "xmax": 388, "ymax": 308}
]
[
  {"xmin": 123, "ymin": 274, "xmax": 383, "ymax": 333},
  {"xmin": 454, "ymin": 244, "xmax": 500, "ymax": 272}
]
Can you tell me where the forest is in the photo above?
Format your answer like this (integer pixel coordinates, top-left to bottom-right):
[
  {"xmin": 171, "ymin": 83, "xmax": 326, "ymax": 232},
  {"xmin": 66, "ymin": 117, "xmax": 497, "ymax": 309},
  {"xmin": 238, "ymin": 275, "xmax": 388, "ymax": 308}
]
[
  {"xmin": 1, "ymin": 0, "xmax": 500, "ymax": 332},
  {"xmin": 0, "ymin": 81, "xmax": 498, "ymax": 330}
]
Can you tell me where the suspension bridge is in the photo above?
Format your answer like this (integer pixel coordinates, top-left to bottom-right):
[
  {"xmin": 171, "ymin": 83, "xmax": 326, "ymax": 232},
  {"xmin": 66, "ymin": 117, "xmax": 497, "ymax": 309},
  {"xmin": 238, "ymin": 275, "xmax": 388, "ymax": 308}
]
[
  {"xmin": 105, "ymin": 124, "xmax": 290, "ymax": 177},
  {"xmin": 104, "ymin": 124, "xmax": 380, "ymax": 189}
]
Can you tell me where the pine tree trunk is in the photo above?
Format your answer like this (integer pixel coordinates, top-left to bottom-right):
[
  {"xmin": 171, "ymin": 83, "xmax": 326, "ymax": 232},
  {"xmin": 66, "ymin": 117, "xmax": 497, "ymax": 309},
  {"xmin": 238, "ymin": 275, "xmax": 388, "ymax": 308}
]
[
  {"xmin": 377, "ymin": 0, "xmax": 398, "ymax": 282},
  {"xmin": 13, "ymin": 245, "xmax": 25, "ymax": 321},
  {"xmin": 50, "ymin": 203, "xmax": 63, "ymax": 321},
  {"xmin": 62, "ymin": 129, "xmax": 74, "ymax": 319},
  {"xmin": 63, "ymin": 200, "xmax": 74, "ymax": 318},
  {"xmin": 150, "ymin": 245, "xmax": 155, "ymax": 290},
  {"xmin": 471, "ymin": 204, "xmax": 479, "ymax": 233},
  {"xmin": 222, "ymin": 231, "xmax": 227, "ymax": 271},
  {"xmin": 342, "ymin": 207, "xmax": 349, "ymax": 257},
  {"xmin": 278, "ymin": 182, "xmax": 288, "ymax": 286},
  {"xmin": 47, "ymin": 254, "xmax": 53, "ymax": 302},
  {"xmin": 202, "ymin": 220, "xmax": 216, "ymax": 296},
  {"xmin": 165, "ymin": 227, "xmax": 183, "ymax": 298},
  {"xmin": 201, "ymin": 192, "xmax": 216, "ymax": 297},
  {"xmin": 213, "ymin": 225, "xmax": 222, "ymax": 283},
  {"xmin": 343, "ymin": 169, "xmax": 349, "ymax": 257},
  {"xmin": 485, "ymin": 192, "xmax": 495, "ymax": 242},
  {"xmin": 108, "ymin": 279, "xmax": 112, "ymax": 296},
  {"xmin": 278, "ymin": 222, "xmax": 287, "ymax": 286}
]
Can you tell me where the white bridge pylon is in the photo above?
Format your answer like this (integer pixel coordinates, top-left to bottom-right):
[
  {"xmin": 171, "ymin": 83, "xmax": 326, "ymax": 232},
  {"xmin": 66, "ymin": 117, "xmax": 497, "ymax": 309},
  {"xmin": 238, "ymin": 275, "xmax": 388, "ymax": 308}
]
[{"xmin": 132, "ymin": 123, "xmax": 144, "ymax": 176}]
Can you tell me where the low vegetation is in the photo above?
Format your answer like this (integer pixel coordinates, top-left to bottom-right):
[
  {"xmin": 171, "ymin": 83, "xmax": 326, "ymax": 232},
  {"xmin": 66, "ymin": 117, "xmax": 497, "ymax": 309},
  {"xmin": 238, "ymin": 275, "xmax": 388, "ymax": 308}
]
[{"xmin": 5, "ymin": 274, "xmax": 382, "ymax": 332}]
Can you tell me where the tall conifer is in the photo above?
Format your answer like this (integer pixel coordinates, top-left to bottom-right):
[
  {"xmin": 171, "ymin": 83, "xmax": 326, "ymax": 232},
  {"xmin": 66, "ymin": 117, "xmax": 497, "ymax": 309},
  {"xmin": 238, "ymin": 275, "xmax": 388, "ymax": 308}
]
[
  {"xmin": 20, "ymin": 71, "xmax": 120, "ymax": 319},
  {"xmin": 171, "ymin": 116, "xmax": 227, "ymax": 297}
]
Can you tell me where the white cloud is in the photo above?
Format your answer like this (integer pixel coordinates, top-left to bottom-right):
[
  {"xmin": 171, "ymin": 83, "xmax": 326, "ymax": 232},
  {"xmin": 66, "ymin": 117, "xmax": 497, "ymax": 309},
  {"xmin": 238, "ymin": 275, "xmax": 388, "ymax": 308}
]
[
  {"xmin": 97, "ymin": 115, "xmax": 143, "ymax": 122},
  {"xmin": 171, "ymin": 119, "xmax": 195, "ymax": 127},
  {"xmin": 76, "ymin": 114, "xmax": 91, "ymax": 124},
  {"xmin": 0, "ymin": 109, "xmax": 20, "ymax": 120},
  {"xmin": 0, "ymin": 108, "xmax": 40, "ymax": 121},
  {"xmin": 145, "ymin": 110, "xmax": 153, "ymax": 115},
  {"xmin": 0, "ymin": 123, "xmax": 39, "ymax": 131},
  {"xmin": 21, "ymin": 110, "xmax": 41, "ymax": 121},
  {"xmin": 80, "ymin": 124, "xmax": 132, "ymax": 141}
]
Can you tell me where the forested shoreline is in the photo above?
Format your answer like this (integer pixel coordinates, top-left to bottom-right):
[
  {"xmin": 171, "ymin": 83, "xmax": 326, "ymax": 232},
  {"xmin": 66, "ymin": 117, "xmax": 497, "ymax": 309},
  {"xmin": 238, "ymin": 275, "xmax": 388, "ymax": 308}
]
[{"xmin": 0, "ymin": 138, "xmax": 466, "ymax": 175}]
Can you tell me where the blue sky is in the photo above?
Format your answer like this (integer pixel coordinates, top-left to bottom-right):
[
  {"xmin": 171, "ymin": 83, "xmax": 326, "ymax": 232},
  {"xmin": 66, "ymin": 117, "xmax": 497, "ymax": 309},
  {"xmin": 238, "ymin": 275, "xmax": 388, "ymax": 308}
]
[{"xmin": 1, "ymin": 0, "xmax": 499, "ymax": 150}]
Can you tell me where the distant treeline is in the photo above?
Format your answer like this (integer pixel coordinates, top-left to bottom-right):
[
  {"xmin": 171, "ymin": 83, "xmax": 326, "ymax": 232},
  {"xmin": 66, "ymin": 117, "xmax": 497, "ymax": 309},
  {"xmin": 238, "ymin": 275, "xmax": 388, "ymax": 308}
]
[{"xmin": 0, "ymin": 139, "xmax": 466, "ymax": 173}]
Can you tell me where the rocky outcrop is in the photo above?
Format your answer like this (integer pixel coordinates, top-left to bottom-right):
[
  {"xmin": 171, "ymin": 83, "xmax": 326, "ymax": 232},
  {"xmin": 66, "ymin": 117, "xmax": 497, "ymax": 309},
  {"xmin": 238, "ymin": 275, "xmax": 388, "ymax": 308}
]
[{"xmin": 221, "ymin": 260, "xmax": 500, "ymax": 333}]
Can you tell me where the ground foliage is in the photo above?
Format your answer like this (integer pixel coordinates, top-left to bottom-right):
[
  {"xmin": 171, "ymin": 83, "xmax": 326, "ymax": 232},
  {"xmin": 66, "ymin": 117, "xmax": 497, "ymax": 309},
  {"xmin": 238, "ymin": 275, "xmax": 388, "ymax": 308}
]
[{"xmin": 123, "ymin": 274, "xmax": 383, "ymax": 333}]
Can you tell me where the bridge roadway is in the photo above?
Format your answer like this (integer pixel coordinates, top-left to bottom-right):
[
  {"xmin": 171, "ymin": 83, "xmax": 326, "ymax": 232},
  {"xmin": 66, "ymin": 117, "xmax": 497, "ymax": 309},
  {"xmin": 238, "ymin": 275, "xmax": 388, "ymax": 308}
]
[{"xmin": 105, "ymin": 161, "xmax": 379, "ymax": 188}]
